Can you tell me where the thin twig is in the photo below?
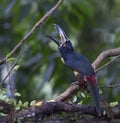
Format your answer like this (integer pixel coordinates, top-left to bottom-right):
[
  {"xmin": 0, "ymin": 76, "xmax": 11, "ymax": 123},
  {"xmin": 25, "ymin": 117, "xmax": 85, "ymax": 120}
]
[
  {"xmin": 0, "ymin": 50, "xmax": 21, "ymax": 86},
  {"xmin": 92, "ymin": 47, "xmax": 120, "ymax": 70},
  {"xmin": 95, "ymin": 55, "xmax": 120, "ymax": 73},
  {"xmin": 100, "ymin": 83, "xmax": 120, "ymax": 88},
  {"xmin": 0, "ymin": 63, "xmax": 17, "ymax": 86},
  {"xmin": 0, "ymin": 0, "xmax": 63, "ymax": 65}
]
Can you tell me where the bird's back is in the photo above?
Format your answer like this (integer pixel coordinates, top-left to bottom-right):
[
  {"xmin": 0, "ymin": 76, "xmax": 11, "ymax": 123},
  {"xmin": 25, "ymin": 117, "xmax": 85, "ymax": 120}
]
[{"xmin": 63, "ymin": 52, "xmax": 95, "ymax": 77}]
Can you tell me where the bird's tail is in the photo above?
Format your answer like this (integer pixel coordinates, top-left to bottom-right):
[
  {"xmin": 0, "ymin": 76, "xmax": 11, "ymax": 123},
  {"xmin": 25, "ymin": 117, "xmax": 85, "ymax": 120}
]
[{"xmin": 87, "ymin": 79, "xmax": 101, "ymax": 116}]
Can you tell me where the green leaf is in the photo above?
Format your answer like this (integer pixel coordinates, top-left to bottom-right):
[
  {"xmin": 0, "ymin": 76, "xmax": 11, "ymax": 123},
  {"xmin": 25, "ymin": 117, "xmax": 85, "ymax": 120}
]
[
  {"xmin": 6, "ymin": 58, "xmax": 16, "ymax": 62},
  {"xmin": 23, "ymin": 102, "xmax": 29, "ymax": 108},
  {"xmin": 0, "ymin": 95, "xmax": 8, "ymax": 101},
  {"xmin": 13, "ymin": 65, "xmax": 20, "ymax": 73},
  {"xmin": 103, "ymin": 110, "xmax": 106, "ymax": 116},
  {"xmin": 30, "ymin": 100, "xmax": 36, "ymax": 106},
  {"xmin": 18, "ymin": 100, "xmax": 22, "ymax": 106},
  {"xmin": 110, "ymin": 101, "xmax": 118, "ymax": 107},
  {"xmin": 14, "ymin": 92, "xmax": 21, "ymax": 97},
  {"xmin": 15, "ymin": 105, "xmax": 21, "ymax": 111},
  {"xmin": 0, "ymin": 113, "xmax": 8, "ymax": 116},
  {"xmin": 9, "ymin": 99, "xmax": 17, "ymax": 105},
  {"xmin": 6, "ymin": 53, "xmax": 11, "ymax": 59},
  {"xmin": 78, "ymin": 101, "xmax": 83, "ymax": 105},
  {"xmin": 72, "ymin": 95, "xmax": 77, "ymax": 103},
  {"xmin": 81, "ymin": 92, "xmax": 86, "ymax": 98}
]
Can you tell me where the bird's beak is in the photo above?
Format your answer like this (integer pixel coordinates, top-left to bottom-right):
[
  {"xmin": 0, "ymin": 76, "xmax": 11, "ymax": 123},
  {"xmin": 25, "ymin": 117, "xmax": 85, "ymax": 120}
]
[{"xmin": 47, "ymin": 24, "xmax": 68, "ymax": 47}]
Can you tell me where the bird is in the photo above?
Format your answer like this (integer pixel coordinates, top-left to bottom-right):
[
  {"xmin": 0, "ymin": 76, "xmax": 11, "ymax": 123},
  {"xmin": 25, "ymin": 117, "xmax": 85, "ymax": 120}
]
[{"xmin": 48, "ymin": 24, "xmax": 101, "ymax": 116}]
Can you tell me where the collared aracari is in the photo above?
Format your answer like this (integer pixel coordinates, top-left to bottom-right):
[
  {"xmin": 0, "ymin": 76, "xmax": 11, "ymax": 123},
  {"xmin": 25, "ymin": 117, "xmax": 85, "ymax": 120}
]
[{"xmin": 48, "ymin": 24, "xmax": 101, "ymax": 116}]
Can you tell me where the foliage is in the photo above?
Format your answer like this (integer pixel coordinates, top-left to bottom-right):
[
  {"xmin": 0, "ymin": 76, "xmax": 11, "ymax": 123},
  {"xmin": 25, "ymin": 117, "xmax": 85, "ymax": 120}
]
[{"xmin": 0, "ymin": 0, "xmax": 120, "ymax": 107}]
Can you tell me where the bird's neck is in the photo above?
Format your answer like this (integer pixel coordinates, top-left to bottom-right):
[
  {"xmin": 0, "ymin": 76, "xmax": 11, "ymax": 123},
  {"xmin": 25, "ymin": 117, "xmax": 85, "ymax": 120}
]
[{"xmin": 60, "ymin": 51, "xmax": 74, "ymax": 59}]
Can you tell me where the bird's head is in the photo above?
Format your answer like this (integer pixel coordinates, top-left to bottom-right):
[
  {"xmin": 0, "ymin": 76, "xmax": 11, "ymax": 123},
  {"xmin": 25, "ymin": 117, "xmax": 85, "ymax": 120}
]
[{"xmin": 48, "ymin": 24, "xmax": 74, "ymax": 54}]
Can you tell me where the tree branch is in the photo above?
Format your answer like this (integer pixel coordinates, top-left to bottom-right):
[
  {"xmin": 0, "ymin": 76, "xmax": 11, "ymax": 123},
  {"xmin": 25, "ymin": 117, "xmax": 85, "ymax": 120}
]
[
  {"xmin": 0, "ymin": 0, "xmax": 63, "ymax": 65},
  {"xmin": 95, "ymin": 55, "xmax": 120, "ymax": 73},
  {"xmin": 100, "ymin": 83, "xmax": 120, "ymax": 88},
  {"xmin": 92, "ymin": 47, "xmax": 120, "ymax": 70},
  {"xmin": 1, "ymin": 100, "xmax": 120, "ymax": 122},
  {"xmin": 55, "ymin": 82, "xmax": 80, "ymax": 102},
  {"xmin": 1, "ymin": 101, "xmax": 120, "ymax": 122}
]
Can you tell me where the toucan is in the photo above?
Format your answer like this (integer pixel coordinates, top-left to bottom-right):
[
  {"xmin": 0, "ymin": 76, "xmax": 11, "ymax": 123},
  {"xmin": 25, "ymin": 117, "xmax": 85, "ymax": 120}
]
[{"xmin": 48, "ymin": 24, "xmax": 101, "ymax": 116}]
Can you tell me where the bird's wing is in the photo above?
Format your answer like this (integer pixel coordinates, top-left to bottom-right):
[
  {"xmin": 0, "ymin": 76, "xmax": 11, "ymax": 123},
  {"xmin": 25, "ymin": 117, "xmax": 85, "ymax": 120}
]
[{"xmin": 65, "ymin": 53, "xmax": 94, "ymax": 77}]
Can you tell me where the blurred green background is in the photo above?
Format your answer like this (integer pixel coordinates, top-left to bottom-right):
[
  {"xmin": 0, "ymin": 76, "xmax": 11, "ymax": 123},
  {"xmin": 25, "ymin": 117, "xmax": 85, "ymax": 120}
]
[{"xmin": 0, "ymin": 0, "xmax": 120, "ymax": 104}]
